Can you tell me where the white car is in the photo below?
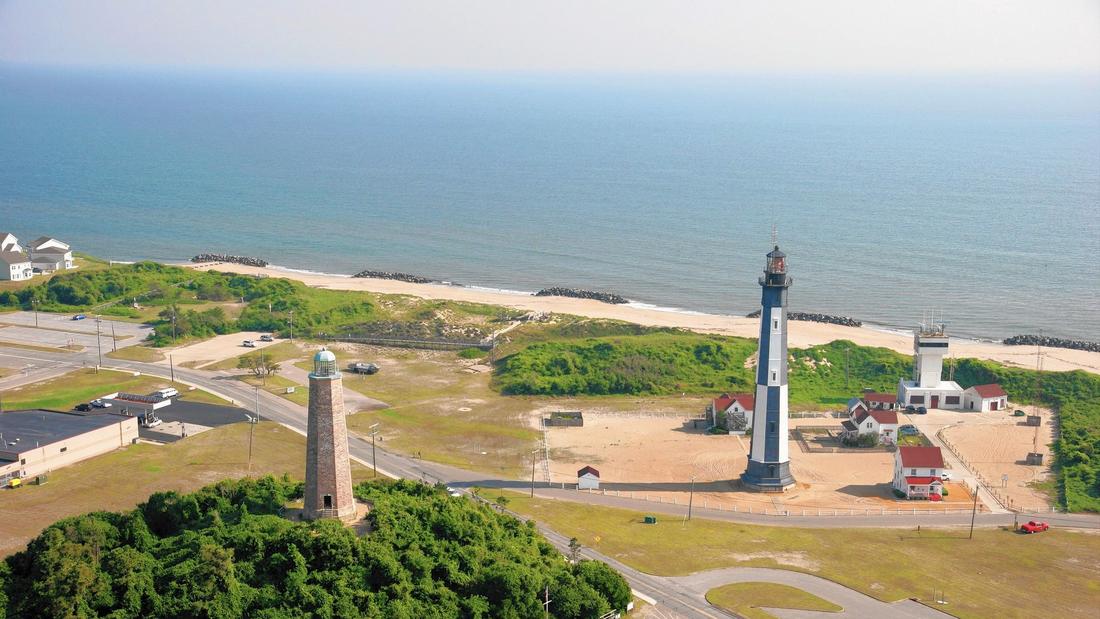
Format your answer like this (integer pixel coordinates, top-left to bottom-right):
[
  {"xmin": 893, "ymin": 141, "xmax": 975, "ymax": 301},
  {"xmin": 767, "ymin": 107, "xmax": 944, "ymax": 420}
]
[
  {"xmin": 940, "ymin": 471, "xmax": 953, "ymax": 481},
  {"xmin": 446, "ymin": 487, "xmax": 462, "ymax": 498},
  {"xmin": 90, "ymin": 399, "xmax": 112, "ymax": 408},
  {"xmin": 154, "ymin": 387, "xmax": 179, "ymax": 399},
  {"xmin": 242, "ymin": 340, "xmax": 256, "ymax": 348}
]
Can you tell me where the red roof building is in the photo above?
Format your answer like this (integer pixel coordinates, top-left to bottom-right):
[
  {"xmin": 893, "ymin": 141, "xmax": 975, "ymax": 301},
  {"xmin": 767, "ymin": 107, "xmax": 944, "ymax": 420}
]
[
  {"xmin": 894, "ymin": 447, "xmax": 947, "ymax": 498},
  {"xmin": 971, "ymin": 384, "xmax": 1006, "ymax": 398},
  {"xmin": 712, "ymin": 393, "xmax": 754, "ymax": 413},
  {"xmin": 577, "ymin": 465, "xmax": 600, "ymax": 478},
  {"xmin": 898, "ymin": 446, "xmax": 945, "ymax": 469},
  {"xmin": 963, "ymin": 383, "xmax": 1009, "ymax": 412}
]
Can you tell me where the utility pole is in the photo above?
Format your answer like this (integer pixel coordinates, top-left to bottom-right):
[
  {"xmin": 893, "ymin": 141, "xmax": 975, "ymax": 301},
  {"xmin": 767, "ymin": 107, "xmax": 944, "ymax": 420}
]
[
  {"xmin": 369, "ymin": 423, "xmax": 380, "ymax": 477},
  {"xmin": 31, "ymin": 299, "xmax": 38, "ymax": 327},
  {"xmin": 969, "ymin": 482, "xmax": 979, "ymax": 539},
  {"xmin": 542, "ymin": 586, "xmax": 551, "ymax": 619},
  {"xmin": 530, "ymin": 448, "xmax": 540, "ymax": 497},
  {"xmin": 111, "ymin": 323, "xmax": 117, "ymax": 352},
  {"xmin": 686, "ymin": 476, "xmax": 696, "ymax": 521},
  {"xmin": 260, "ymin": 349, "xmax": 266, "ymax": 386},
  {"xmin": 289, "ymin": 310, "xmax": 294, "ymax": 341},
  {"xmin": 169, "ymin": 354, "xmax": 175, "ymax": 383},
  {"xmin": 95, "ymin": 316, "xmax": 103, "ymax": 369},
  {"xmin": 248, "ymin": 387, "xmax": 259, "ymax": 475}
]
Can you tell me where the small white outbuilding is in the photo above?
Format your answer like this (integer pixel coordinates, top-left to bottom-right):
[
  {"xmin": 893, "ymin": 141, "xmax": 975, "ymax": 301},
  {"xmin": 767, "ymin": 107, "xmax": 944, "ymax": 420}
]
[{"xmin": 577, "ymin": 465, "xmax": 600, "ymax": 490}]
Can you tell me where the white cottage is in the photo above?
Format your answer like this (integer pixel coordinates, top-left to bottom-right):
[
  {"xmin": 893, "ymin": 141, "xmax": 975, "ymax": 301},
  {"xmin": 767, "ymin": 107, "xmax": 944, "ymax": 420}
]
[
  {"xmin": 28, "ymin": 236, "xmax": 74, "ymax": 272},
  {"xmin": 893, "ymin": 446, "xmax": 946, "ymax": 499},
  {"xmin": 963, "ymin": 384, "xmax": 1008, "ymax": 412},
  {"xmin": 708, "ymin": 393, "xmax": 755, "ymax": 431},
  {"xmin": 0, "ymin": 251, "xmax": 32, "ymax": 281},
  {"xmin": 0, "ymin": 232, "xmax": 21, "ymax": 253},
  {"xmin": 577, "ymin": 466, "xmax": 600, "ymax": 490}
]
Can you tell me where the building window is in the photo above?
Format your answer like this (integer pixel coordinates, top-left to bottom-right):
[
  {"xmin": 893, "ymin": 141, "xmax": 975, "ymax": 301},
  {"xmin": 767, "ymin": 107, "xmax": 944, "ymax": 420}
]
[
  {"xmin": 768, "ymin": 421, "xmax": 776, "ymax": 433},
  {"xmin": 945, "ymin": 396, "xmax": 960, "ymax": 405},
  {"xmin": 773, "ymin": 318, "xmax": 779, "ymax": 330},
  {"xmin": 771, "ymin": 371, "xmax": 777, "ymax": 382},
  {"xmin": 60, "ymin": 447, "xmax": 67, "ymax": 453},
  {"xmin": 910, "ymin": 468, "xmax": 917, "ymax": 475},
  {"xmin": 20, "ymin": 458, "xmax": 25, "ymax": 465},
  {"xmin": 911, "ymin": 395, "xmax": 925, "ymax": 404}
]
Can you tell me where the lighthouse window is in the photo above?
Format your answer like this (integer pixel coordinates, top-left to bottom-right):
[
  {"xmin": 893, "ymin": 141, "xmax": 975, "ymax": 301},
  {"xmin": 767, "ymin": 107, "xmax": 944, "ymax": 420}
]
[
  {"xmin": 768, "ymin": 421, "xmax": 776, "ymax": 433},
  {"xmin": 773, "ymin": 318, "xmax": 779, "ymax": 330},
  {"xmin": 771, "ymin": 371, "xmax": 777, "ymax": 382}
]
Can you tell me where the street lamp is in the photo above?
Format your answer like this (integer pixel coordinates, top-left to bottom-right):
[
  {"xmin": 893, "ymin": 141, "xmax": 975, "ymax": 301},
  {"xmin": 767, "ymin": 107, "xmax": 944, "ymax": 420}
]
[
  {"xmin": 369, "ymin": 422, "xmax": 380, "ymax": 477},
  {"xmin": 31, "ymin": 299, "xmax": 38, "ymax": 328},
  {"xmin": 248, "ymin": 387, "xmax": 261, "ymax": 475},
  {"xmin": 686, "ymin": 476, "xmax": 697, "ymax": 522}
]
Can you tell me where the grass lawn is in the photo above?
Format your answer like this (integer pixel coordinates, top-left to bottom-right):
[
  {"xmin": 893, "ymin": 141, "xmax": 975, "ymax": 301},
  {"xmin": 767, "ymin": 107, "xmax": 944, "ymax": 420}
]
[
  {"xmin": 0, "ymin": 368, "xmax": 227, "ymax": 409},
  {"xmin": 706, "ymin": 582, "xmax": 841, "ymax": 619},
  {"xmin": 330, "ymin": 345, "xmax": 707, "ymax": 478},
  {"xmin": 240, "ymin": 373, "xmax": 309, "ymax": 407},
  {"xmin": 504, "ymin": 494, "xmax": 1100, "ymax": 619},
  {"xmin": 0, "ymin": 422, "xmax": 373, "ymax": 557},
  {"xmin": 205, "ymin": 341, "xmax": 306, "ymax": 371},
  {"xmin": 106, "ymin": 345, "xmax": 166, "ymax": 362},
  {"xmin": 0, "ymin": 340, "xmax": 82, "ymax": 354}
]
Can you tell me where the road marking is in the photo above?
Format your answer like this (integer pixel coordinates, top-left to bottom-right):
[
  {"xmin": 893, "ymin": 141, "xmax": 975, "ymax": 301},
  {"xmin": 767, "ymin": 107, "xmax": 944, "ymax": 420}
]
[{"xmin": 632, "ymin": 589, "xmax": 657, "ymax": 605}]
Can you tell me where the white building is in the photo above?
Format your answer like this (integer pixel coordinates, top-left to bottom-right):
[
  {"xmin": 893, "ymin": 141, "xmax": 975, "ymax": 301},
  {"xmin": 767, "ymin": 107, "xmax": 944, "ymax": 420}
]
[
  {"xmin": 0, "ymin": 250, "xmax": 33, "ymax": 281},
  {"xmin": 577, "ymin": 465, "xmax": 600, "ymax": 490},
  {"xmin": 28, "ymin": 236, "xmax": 74, "ymax": 272},
  {"xmin": 897, "ymin": 323, "xmax": 964, "ymax": 409},
  {"xmin": 0, "ymin": 410, "xmax": 139, "ymax": 483},
  {"xmin": 963, "ymin": 384, "xmax": 1009, "ymax": 412},
  {"xmin": 841, "ymin": 409, "xmax": 900, "ymax": 444},
  {"xmin": 892, "ymin": 446, "xmax": 946, "ymax": 499},
  {"xmin": 708, "ymin": 392, "xmax": 755, "ymax": 431},
  {"xmin": 0, "ymin": 232, "xmax": 22, "ymax": 253}
]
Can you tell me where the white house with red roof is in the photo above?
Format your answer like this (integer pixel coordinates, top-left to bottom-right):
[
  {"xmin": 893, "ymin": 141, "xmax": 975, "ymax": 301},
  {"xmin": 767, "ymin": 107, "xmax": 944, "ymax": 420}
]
[
  {"xmin": 963, "ymin": 384, "xmax": 1008, "ymax": 412},
  {"xmin": 577, "ymin": 465, "xmax": 600, "ymax": 490},
  {"xmin": 893, "ymin": 446, "xmax": 946, "ymax": 499},
  {"xmin": 847, "ymin": 391, "xmax": 898, "ymax": 416},
  {"xmin": 707, "ymin": 392, "xmax": 755, "ymax": 432},
  {"xmin": 840, "ymin": 409, "xmax": 899, "ymax": 444}
]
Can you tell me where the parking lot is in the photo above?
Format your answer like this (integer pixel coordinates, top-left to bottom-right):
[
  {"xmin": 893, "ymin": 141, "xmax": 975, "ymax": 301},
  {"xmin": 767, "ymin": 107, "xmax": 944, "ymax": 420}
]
[
  {"xmin": 0, "ymin": 311, "xmax": 151, "ymax": 350},
  {"xmin": 136, "ymin": 398, "xmax": 252, "ymax": 443}
]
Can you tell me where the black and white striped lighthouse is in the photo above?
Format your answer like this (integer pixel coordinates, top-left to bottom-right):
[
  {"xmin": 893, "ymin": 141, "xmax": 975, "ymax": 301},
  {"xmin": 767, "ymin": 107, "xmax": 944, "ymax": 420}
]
[{"xmin": 740, "ymin": 245, "xmax": 796, "ymax": 491}]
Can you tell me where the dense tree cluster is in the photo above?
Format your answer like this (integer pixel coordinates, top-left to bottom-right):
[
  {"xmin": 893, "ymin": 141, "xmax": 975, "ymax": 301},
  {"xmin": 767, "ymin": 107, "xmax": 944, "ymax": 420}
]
[{"xmin": 0, "ymin": 477, "xmax": 631, "ymax": 618}]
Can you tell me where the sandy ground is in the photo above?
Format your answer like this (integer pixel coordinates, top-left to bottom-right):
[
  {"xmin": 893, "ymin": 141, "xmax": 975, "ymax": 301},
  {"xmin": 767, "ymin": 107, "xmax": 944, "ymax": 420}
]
[
  {"xmin": 545, "ymin": 412, "xmax": 976, "ymax": 512},
  {"xmin": 186, "ymin": 262, "xmax": 1100, "ymax": 375},
  {"xmin": 162, "ymin": 331, "xmax": 283, "ymax": 368},
  {"xmin": 940, "ymin": 409, "xmax": 1055, "ymax": 511}
]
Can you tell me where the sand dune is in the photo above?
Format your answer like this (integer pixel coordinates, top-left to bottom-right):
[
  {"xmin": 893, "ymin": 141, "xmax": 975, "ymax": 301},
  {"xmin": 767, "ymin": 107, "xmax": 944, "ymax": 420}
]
[{"xmin": 186, "ymin": 262, "xmax": 1100, "ymax": 375}]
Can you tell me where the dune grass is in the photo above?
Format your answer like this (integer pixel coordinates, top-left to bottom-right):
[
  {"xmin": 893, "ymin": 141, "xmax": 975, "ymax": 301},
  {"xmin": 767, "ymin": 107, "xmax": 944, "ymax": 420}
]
[
  {"xmin": 706, "ymin": 582, "xmax": 842, "ymax": 619},
  {"xmin": 504, "ymin": 494, "xmax": 1100, "ymax": 619}
]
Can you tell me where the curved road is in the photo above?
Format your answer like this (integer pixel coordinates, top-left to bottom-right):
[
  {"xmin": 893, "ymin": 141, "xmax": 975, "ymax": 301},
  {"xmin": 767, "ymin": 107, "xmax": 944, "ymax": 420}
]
[{"xmin": 2, "ymin": 327, "xmax": 1097, "ymax": 618}]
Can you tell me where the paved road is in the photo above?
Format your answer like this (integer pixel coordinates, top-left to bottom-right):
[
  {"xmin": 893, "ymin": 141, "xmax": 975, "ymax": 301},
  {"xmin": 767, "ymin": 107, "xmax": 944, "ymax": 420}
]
[{"xmin": 2, "ymin": 329, "xmax": 1098, "ymax": 618}]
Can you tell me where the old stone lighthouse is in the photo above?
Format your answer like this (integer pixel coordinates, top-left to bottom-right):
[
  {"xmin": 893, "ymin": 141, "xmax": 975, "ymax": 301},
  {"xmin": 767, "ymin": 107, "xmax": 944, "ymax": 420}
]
[
  {"xmin": 740, "ymin": 245, "xmax": 796, "ymax": 491},
  {"xmin": 304, "ymin": 347, "xmax": 356, "ymax": 520}
]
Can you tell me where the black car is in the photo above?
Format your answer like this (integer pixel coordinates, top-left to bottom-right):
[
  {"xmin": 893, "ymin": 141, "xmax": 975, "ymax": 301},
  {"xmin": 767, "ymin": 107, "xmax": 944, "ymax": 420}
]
[
  {"xmin": 916, "ymin": 406, "xmax": 928, "ymax": 414},
  {"xmin": 75, "ymin": 403, "xmax": 93, "ymax": 412},
  {"xmin": 905, "ymin": 405, "xmax": 916, "ymax": 413}
]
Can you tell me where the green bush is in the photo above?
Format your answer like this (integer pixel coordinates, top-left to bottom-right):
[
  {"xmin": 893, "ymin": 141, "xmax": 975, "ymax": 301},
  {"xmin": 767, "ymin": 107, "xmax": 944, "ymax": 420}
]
[
  {"xmin": 458, "ymin": 347, "xmax": 484, "ymax": 359},
  {"xmin": 1, "ymin": 477, "xmax": 630, "ymax": 618}
]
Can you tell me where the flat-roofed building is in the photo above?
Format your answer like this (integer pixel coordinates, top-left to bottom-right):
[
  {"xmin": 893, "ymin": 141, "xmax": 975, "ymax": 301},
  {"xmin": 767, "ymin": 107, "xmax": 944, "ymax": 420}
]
[{"xmin": 0, "ymin": 410, "xmax": 139, "ymax": 483}]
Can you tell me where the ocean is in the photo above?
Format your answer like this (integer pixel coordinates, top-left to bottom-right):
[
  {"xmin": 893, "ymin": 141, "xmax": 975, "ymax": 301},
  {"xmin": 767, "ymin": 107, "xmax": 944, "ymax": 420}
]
[{"xmin": 1, "ymin": 66, "xmax": 1097, "ymax": 340}]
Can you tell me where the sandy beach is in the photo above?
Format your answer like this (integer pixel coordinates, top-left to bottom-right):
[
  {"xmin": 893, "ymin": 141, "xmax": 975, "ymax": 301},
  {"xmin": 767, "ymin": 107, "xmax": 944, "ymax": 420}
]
[{"xmin": 187, "ymin": 262, "xmax": 1100, "ymax": 375}]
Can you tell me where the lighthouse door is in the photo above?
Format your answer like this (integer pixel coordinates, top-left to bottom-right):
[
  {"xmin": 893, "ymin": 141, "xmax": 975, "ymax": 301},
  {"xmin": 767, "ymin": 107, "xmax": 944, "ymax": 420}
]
[{"xmin": 931, "ymin": 395, "xmax": 940, "ymax": 409}]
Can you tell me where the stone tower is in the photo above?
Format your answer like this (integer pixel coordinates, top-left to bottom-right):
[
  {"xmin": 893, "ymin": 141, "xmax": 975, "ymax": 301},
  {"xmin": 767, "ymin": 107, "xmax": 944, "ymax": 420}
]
[
  {"xmin": 741, "ymin": 245, "xmax": 796, "ymax": 491},
  {"xmin": 304, "ymin": 348, "xmax": 356, "ymax": 520}
]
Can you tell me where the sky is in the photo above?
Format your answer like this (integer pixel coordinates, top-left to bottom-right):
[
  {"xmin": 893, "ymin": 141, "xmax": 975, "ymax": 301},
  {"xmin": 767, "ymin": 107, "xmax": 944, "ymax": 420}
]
[{"xmin": 0, "ymin": 0, "xmax": 1098, "ymax": 75}]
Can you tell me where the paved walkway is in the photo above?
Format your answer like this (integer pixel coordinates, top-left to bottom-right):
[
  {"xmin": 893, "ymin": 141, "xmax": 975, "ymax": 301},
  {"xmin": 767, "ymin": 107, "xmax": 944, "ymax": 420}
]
[
  {"xmin": 667, "ymin": 567, "xmax": 950, "ymax": 619},
  {"xmin": 279, "ymin": 361, "xmax": 388, "ymax": 412}
]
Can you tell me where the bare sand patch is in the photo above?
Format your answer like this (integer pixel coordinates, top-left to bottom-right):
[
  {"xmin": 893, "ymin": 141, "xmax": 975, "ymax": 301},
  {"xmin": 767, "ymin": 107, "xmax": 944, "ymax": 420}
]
[{"xmin": 164, "ymin": 332, "xmax": 284, "ymax": 368}]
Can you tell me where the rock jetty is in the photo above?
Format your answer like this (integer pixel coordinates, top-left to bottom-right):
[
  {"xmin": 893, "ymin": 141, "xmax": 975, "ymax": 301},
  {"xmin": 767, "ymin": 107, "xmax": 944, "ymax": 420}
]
[
  {"xmin": 745, "ymin": 310, "xmax": 862, "ymax": 327},
  {"xmin": 1003, "ymin": 334, "xmax": 1100, "ymax": 353},
  {"xmin": 534, "ymin": 288, "xmax": 629, "ymax": 305},
  {"xmin": 352, "ymin": 270, "xmax": 434, "ymax": 284},
  {"xmin": 191, "ymin": 254, "xmax": 268, "ymax": 267}
]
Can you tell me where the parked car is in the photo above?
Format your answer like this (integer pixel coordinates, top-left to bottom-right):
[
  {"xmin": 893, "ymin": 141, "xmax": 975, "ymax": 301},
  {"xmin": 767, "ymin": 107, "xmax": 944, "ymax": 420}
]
[
  {"xmin": 154, "ymin": 387, "xmax": 179, "ymax": 399},
  {"xmin": 90, "ymin": 399, "xmax": 112, "ymax": 408},
  {"xmin": 72, "ymin": 314, "xmax": 86, "ymax": 321},
  {"xmin": 349, "ymin": 362, "xmax": 380, "ymax": 375},
  {"xmin": 446, "ymin": 487, "xmax": 462, "ymax": 498},
  {"xmin": 1020, "ymin": 520, "xmax": 1050, "ymax": 534},
  {"xmin": 916, "ymin": 406, "xmax": 928, "ymax": 414},
  {"xmin": 260, "ymin": 334, "xmax": 274, "ymax": 342},
  {"xmin": 940, "ymin": 471, "xmax": 953, "ymax": 481},
  {"xmin": 242, "ymin": 339, "xmax": 256, "ymax": 347},
  {"xmin": 905, "ymin": 405, "xmax": 916, "ymax": 413},
  {"xmin": 899, "ymin": 425, "xmax": 919, "ymax": 436},
  {"xmin": 74, "ymin": 403, "xmax": 93, "ymax": 412}
]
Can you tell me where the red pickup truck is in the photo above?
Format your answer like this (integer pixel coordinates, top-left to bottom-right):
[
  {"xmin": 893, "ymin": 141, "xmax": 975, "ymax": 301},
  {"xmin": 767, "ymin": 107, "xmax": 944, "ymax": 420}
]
[{"xmin": 1020, "ymin": 521, "xmax": 1050, "ymax": 533}]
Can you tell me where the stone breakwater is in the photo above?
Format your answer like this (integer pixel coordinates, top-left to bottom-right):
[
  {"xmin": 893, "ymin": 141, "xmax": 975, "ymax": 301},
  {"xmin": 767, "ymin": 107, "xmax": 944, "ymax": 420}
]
[
  {"xmin": 534, "ymin": 288, "xmax": 629, "ymax": 304},
  {"xmin": 1003, "ymin": 334, "xmax": 1100, "ymax": 353},
  {"xmin": 745, "ymin": 310, "xmax": 862, "ymax": 327},
  {"xmin": 191, "ymin": 254, "xmax": 268, "ymax": 267},
  {"xmin": 352, "ymin": 270, "xmax": 434, "ymax": 284}
]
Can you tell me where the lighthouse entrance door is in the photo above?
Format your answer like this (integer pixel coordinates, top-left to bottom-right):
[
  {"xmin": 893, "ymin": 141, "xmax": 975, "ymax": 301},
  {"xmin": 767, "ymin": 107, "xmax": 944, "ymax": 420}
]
[{"xmin": 931, "ymin": 395, "xmax": 940, "ymax": 409}]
